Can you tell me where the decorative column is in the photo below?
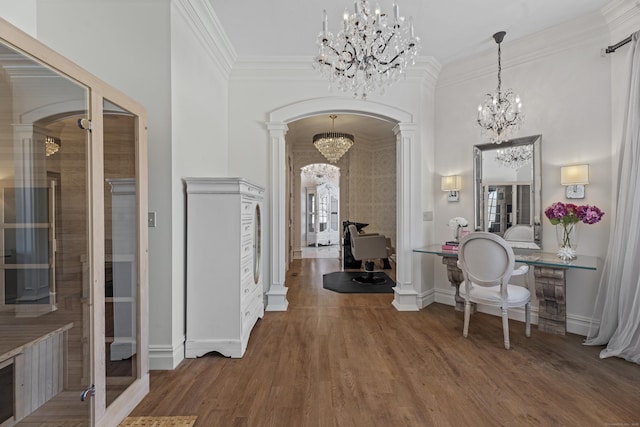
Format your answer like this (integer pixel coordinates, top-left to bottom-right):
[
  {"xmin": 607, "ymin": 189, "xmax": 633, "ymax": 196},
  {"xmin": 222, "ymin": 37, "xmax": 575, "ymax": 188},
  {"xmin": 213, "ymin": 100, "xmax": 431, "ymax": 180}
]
[
  {"xmin": 391, "ymin": 122, "xmax": 419, "ymax": 311},
  {"xmin": 265, "ymin": 122, "xmax": 289, "ymax": 311}
]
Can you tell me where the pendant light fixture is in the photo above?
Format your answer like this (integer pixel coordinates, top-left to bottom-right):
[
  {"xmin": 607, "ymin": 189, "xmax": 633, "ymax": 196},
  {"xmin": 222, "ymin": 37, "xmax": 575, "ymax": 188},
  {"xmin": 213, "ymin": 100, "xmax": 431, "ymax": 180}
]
[
  {"xmin": 313, "ymin": 115, "xmax": 354, "ymax": 163},
  {"xmin": 477, "ymin": 31, "xmax": 523, "ymax": 144}
]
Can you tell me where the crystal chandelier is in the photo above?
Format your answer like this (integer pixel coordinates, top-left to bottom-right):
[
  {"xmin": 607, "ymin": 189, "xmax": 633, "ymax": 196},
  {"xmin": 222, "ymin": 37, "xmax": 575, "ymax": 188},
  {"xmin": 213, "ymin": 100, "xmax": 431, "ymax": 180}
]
[
  {"xmin": 313, "ymin": 115, "xmax": 354, "ymax": 163},
  {"xmin": 301, "ymin": 163, "xmax": 340, "ymax": 184},
  {"xmin": 313, "ymin": 0, "xmax": 420, "ymax": 99},
  {"xmin": 495, "ymin": 145, "xmax": 532, "ymax": 169},
  {"xmin": 477, "ymin": 31, "xmax": 523, "ymax": 144},
  {"xmin": 45, "ymin": 136, "xmax": 61, "ymax": 157}
]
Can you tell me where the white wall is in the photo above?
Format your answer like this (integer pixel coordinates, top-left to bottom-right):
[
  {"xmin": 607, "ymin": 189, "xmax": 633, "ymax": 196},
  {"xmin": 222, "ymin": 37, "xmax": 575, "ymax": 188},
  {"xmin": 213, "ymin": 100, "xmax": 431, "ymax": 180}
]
[
  {"xmin": 434, "ymin": 11, "xmax": 613, "ymax": 334},
  {"xmin": 0, "ymin": 0, "xmax": 37, "ymax": 37},
  {"xmin": 169, "ymin": 0, "xmax": 232, "ymax": 368}
]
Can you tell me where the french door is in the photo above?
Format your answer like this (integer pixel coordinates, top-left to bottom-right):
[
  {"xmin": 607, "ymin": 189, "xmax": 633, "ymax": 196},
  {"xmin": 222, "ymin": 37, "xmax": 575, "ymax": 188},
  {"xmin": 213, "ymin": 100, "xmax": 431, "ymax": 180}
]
[{"xmin": 0, "ymin": 18, "xmax": 148, "ymax": 427}]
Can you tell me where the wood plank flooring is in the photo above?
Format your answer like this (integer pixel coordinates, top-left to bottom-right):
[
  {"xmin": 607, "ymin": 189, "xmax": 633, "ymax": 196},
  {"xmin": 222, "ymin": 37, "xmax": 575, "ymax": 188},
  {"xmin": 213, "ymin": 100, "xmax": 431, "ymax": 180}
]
[{"xmin": 130, "ymin": 258, "xmax": 640, "ymax": 426}]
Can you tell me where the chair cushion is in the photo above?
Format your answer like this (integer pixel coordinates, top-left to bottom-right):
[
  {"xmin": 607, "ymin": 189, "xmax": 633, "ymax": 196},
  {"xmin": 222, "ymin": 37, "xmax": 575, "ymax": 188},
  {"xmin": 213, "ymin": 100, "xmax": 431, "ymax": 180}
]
[{"xmin": 460, "ymin": 282, "xmax": 530, "ymax": 307}]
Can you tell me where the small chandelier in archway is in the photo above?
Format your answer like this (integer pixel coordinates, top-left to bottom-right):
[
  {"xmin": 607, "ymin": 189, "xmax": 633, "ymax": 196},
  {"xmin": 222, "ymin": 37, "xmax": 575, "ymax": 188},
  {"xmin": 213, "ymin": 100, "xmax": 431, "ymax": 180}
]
[
  {"xmin": 45, "ymin": 136, "xmax": 61, "ymax": 156},
  {"xmin": 301, "ymin": 163, "xmax": 340, "ymax": 185},
  {"xmin": 313, "ymin": 115, "xmax": 354, "ymax": 163}
]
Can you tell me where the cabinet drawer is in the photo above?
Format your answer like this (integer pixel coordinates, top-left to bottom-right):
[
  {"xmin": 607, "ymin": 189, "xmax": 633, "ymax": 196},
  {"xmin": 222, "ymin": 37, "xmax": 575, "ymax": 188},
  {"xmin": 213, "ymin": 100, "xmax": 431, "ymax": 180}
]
[
  {"xmin": 240, "ymin": 238, "xmax": 252, "ymax": 261},
  {"xmin": 240, "ymin": 258, "xmax": 253, "ymax": 297},
  {"xmin": 241, "ymin": 199, "xmax": 254, "ymax": 218},
  {"xmin": 241, "ymin": 292, "xmax": 263, "ymax": 337},
  {"xmin": 241, "ymin": 218, "xmax": 253, "ymax": 240}
]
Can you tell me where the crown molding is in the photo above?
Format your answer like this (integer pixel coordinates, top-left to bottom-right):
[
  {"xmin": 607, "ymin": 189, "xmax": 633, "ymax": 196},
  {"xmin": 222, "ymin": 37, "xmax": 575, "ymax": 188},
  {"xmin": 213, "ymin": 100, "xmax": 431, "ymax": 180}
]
[
  {"xmin": 437, "ymin": 10, "xmax": 610, "ymax": 89},
  {"xmin": 172, "ymin": 0, "xmax": 236, "ymax": 77},
  {"xmin": 230, "ymin": 55, "xmax": 440, "ymax": 90},
  {"xmin": 602, "ymin": 0, "xmax": 640, "ymax": 37}
]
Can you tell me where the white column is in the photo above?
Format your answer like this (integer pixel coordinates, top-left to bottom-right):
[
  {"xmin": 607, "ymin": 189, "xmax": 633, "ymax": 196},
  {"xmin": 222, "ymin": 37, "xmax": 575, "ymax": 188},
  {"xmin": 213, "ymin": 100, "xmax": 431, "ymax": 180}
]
[
  {"xmin": 265, "ymin": 122, "xmax": 289, "ymax": 311},
  {"xmin": 392, "ymin": 122, "xmax": 420, "ymax": 311}
]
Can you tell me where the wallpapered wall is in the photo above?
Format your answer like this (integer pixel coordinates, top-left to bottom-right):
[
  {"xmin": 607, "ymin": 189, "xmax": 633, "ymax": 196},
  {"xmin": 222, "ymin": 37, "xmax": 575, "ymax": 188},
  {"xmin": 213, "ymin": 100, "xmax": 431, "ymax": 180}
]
[{"xmin": 291, "ymin": 135, "xmax": 396, "ymax": 256}]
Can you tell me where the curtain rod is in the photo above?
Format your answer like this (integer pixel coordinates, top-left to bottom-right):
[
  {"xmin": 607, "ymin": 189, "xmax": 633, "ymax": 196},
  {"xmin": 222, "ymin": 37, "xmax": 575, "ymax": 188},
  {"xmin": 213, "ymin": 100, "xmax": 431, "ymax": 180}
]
[{"xmin": 605, "ymin": 35, "xmax": 632, "ymax": 54}]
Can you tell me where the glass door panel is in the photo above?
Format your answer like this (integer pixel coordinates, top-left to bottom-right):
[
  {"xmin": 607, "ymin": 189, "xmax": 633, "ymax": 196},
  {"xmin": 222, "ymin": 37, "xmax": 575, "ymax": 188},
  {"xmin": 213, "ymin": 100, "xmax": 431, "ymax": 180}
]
[
  {"xmin": 103, "ymin": 99, "xmax": 138, "ymax": 407},
  {"xmin": 0, "ymin": 41, "xmax": 92, "ymax": 424}
]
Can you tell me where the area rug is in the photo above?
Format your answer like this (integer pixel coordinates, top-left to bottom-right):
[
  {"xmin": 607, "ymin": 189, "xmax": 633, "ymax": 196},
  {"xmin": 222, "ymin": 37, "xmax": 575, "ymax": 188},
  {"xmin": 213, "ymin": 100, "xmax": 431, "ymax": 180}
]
[
  {"xmin": 322, "ymin": 271, "xmax": 394, "ymax": 294},
  {"xmin": 119, "ymin": 416, "xmax": 197, "ymax": 427}
]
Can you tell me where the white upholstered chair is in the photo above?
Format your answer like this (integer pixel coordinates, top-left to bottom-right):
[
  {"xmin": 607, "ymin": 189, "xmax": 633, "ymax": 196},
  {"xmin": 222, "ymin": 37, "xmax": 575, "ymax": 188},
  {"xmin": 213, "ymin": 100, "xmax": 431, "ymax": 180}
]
[
  {"xmin": 457, "ymin": 232, "xmax": 531, "ymax": 349},
  {"xmin": 504, "ymin": 225, "xmax": 534, "ymax": 241}
]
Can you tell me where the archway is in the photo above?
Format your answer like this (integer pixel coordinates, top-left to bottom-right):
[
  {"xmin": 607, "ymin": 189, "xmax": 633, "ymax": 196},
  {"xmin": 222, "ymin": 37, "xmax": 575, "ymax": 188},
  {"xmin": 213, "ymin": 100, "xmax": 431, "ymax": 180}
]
[
  {"xmin": 266, "ymin": 97, "xmax": 420, "ymax": 312},
  {"xmin": 299, "ymin": 163, "xmax": 341, "ymax": 257}
]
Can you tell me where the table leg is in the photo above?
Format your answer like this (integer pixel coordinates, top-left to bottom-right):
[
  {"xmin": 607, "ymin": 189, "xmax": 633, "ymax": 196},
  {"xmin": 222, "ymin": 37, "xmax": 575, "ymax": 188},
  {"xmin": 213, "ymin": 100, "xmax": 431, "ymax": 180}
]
[
  {"xmin": 441, "ymin": 257, "xmax": 475, "ymax": 313},
  {"xmin": 533, "ymin": 266, "xmax": 566, "ymax": 335}
]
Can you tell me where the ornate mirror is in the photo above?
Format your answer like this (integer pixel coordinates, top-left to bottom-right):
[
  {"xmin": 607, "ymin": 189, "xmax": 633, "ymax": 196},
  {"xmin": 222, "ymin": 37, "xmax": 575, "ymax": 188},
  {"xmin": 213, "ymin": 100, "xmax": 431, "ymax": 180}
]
[{"xmin": 473, "ymin": 135, "xmax": 542, "ymax": 249}]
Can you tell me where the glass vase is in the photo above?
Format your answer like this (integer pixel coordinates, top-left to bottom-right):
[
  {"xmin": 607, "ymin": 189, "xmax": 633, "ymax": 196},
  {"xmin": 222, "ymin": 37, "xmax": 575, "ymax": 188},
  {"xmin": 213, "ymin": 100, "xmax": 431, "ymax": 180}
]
[{"xmin": 556, "ymin": 223, "xmax": 578, "ymax": 260}]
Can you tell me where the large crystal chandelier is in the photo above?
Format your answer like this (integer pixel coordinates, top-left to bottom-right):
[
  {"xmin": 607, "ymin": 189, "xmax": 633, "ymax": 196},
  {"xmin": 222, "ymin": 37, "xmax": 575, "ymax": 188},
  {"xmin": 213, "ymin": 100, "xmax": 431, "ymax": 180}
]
[
  {"xmin": 477, "ymin": 31, "xmax": 523, "ymax": 144},
  {"xmin": 313, "ymin": 115, "xmax": 354, "ymax": 163},
  {"xmin": 495, "ymin": 145, "xmax": 532, "ymax": 169},
  {"xmin": 313, "ymin": 0, "xmax": 420, "ymax": 99},
  {"xmin": 301, "ymin": 163, "xmax": 340, "ymax": 184}
]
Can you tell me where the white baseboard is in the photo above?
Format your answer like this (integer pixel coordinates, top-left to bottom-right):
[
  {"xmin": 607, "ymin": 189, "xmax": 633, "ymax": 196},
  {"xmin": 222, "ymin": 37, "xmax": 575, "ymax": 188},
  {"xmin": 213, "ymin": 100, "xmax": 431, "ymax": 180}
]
[
  {"xmin": 417, "ymin": 288, "xmax": 435, "ymax": 309},
  {"xmin": 430, "ymin": 287, "xmax": 594, "ymax": 337},
  {"xmin": 392, "ymin": 286, "xmax": 420, "ymax": 311},
  {"xmin": 266, "ymin": 285, "xmax": 289, "ymax": 311},
  {"xmin": 148, "ymin": 339, "xmax": 185, "ymax": 370}
]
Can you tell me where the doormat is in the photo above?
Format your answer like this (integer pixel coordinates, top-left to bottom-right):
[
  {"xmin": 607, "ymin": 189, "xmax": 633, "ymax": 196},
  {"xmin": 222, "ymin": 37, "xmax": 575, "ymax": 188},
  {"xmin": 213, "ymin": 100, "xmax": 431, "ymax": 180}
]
[
  {"xmin": 119, "ymin": 416, "xmax": 197, "ymax": 427},
  {"xmin": 322, "ymin": 271, "xmax": 395, "ymax": 294}
]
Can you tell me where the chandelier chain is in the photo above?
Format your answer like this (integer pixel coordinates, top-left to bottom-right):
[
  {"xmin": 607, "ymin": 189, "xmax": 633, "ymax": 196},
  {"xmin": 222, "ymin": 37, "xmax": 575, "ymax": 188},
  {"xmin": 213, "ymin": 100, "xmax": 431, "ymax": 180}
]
[{"xmin": 497, "ymin": 42, "xmax": 502, "ymax": 94}]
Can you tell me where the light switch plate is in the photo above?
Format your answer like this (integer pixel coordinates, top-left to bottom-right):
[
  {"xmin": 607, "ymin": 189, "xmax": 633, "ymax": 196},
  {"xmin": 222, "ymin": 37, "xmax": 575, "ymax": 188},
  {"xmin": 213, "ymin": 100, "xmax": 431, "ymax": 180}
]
[{"xmin": 148, "ymin": 212, "xmax": 156, "ymax": 227}]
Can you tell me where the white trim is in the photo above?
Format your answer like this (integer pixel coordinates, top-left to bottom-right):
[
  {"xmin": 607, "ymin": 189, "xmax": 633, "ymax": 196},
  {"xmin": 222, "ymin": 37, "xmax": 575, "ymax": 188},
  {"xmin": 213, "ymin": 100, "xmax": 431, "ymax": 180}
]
[
  {"xmin": 434, "ymin": 289, "xmax": 596, "ymax": 337},
  {"xmin": 437, "ymin": 11, "xmax": 609, "ymax": 89},
  {"xmin": 268, "ymin": 97, "xmax": 420, "ymax": 311},
  {"xmin": 172, "ymin": 0, "xmax": 236, "ymax": 77},
  {"xmin": 148, "ymin": 340, "xmax": 185, "ymax": 370},
  {"xmin": 417, "ymin": 288, "xmax": 436, "ymax": 309},
  {"xmin": 602, "ymin": 0, "xmax": 640, "ymax": 34}
]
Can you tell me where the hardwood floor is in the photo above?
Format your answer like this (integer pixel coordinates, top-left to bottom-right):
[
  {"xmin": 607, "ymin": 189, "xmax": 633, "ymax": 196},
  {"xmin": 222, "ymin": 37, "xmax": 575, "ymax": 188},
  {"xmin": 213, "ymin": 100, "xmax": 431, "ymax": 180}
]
[{"xmin": 130, "ymin": 258, "xmax": 640, "ymax": 426}]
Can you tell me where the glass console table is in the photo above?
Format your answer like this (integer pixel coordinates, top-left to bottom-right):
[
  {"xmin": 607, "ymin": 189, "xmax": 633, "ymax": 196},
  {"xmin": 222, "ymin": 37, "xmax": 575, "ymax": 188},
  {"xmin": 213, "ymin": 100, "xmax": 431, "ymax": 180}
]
[{"xmin": 414, "ymin": 245, "xmax": 598, "ymax": 335}]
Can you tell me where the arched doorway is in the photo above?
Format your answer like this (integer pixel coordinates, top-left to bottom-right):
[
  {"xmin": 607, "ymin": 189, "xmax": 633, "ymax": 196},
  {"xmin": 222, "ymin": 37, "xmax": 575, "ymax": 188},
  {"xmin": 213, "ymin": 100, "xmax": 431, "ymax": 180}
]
[
  {"xmin": 300, "ymin": 163, "xmax": 341, "ymax": 258},
  {"xmin": 266, "ymin": 98, "xmax": 420, "ymax": 312}
]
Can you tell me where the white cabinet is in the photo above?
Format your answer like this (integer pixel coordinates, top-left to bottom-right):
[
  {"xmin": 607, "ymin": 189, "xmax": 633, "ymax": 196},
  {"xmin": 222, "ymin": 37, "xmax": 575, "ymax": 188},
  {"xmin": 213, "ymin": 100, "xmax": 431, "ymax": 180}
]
[{"xmin": 185, "ymin": 178, "xmax": 264, "ymax": 358}]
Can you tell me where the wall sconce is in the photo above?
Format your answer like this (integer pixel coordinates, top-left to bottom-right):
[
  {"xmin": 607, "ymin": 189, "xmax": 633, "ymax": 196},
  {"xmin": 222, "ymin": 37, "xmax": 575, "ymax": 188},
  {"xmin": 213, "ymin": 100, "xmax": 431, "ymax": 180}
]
[
  {"xmin": 561, "ymin": 164, "xmax": 589, "ymax": 199},
  {"xmin": 441, "ymin": 175, "xmax": 461, "ymax": 202}
]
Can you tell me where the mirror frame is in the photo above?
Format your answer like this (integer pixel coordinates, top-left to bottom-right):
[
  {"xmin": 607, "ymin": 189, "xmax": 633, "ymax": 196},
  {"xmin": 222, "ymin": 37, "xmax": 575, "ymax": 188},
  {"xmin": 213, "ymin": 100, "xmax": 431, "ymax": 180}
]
[{"xmin": 473, "ymin": 134, "xmax": 542, "ymax": 249}]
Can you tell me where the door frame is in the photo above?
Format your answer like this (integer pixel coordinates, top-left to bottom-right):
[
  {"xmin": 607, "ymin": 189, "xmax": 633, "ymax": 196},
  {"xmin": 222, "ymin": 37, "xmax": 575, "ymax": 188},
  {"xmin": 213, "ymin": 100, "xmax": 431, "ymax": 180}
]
[{"xmin": 266, "ymin": 98, "xmax": 420, "ymax": 312}]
